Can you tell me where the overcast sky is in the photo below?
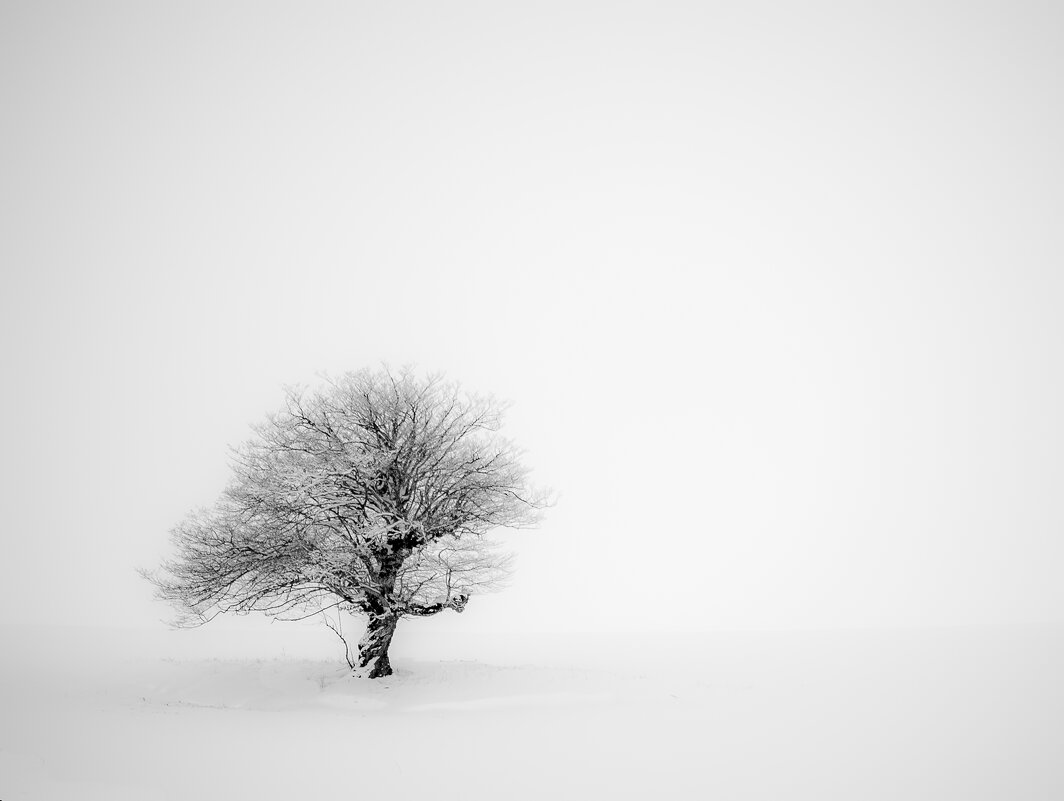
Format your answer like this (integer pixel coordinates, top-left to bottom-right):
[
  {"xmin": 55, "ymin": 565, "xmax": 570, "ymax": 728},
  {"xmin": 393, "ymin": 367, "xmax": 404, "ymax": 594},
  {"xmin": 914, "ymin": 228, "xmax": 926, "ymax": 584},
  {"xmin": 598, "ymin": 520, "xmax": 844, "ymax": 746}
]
[{"xmin": 2, "ymin": 0, "xmax": 1062, "ymax": 633}]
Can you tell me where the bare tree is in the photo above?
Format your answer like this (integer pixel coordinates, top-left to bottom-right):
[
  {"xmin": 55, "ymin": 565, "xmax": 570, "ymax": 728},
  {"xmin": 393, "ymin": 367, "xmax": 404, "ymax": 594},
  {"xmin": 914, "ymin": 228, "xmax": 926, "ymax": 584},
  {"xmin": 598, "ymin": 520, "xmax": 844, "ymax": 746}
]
[{"xmin": 144, "ymin": 367, "xmax": 547, "ymax": 677}]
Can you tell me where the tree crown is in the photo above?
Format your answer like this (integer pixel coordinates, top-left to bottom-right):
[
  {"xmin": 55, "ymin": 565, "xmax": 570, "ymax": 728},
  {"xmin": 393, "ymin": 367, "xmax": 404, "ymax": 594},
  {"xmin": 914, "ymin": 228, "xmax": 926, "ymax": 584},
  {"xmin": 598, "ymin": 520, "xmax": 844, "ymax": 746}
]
[{"xmin": 147, "ymin": 367, "xmax": 547, "ymax": 626}]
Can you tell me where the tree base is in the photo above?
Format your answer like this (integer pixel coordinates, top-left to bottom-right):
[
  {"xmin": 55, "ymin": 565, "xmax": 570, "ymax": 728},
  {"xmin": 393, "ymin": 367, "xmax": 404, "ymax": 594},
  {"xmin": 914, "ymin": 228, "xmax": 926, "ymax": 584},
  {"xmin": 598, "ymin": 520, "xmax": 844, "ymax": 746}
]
[
  {"xmin": 351, "ymin": 663, "xmax": 392, "ymax": 679},
  {"xmin": 351, "ymin": 653, "xmax": 393, "ymax": 679}
]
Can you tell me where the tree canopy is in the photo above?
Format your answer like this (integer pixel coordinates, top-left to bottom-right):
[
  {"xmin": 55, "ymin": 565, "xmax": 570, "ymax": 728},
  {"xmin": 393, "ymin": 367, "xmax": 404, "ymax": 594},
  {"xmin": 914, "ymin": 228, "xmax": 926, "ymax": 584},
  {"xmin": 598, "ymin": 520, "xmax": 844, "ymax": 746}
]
[{"xmin": 146, "ymin": 367, "xmax": 547, "ymax": 676}]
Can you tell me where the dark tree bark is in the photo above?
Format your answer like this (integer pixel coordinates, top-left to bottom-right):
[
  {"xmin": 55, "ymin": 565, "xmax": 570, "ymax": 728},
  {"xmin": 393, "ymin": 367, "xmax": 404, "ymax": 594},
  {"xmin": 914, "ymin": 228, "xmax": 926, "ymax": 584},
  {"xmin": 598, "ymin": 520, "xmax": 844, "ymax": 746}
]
[
  {"xmin": 351, "ymin": 592, "xmax": 469, "ymax": 677},
  {"xmin": 356, "ymin": 610, "xmax": 399, "ymax": 678},
  {"xmin": 406, "ymin": 594, "xmax": 469, "ymax": 616}
]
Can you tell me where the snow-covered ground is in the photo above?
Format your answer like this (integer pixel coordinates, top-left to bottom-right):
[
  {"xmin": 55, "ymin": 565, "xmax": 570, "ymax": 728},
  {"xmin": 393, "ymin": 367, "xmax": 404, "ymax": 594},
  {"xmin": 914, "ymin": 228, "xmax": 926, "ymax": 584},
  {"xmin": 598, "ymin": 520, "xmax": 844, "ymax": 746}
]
[{"xmin": 1, "ymin": 623, "xmax": 1062, "ymax": 800}]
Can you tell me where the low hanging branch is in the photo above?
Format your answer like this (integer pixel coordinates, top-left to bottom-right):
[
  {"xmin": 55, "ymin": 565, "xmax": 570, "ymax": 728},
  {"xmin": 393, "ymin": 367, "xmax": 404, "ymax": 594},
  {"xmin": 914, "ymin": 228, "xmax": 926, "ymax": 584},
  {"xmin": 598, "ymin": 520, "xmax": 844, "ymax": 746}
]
[
  {"xmin": 321, "ymin": 608, "xmax": 355, "ymax": 670},
  {"xmin": 144, "ymin": 366, "xmax": 550, "ymax": 678}
]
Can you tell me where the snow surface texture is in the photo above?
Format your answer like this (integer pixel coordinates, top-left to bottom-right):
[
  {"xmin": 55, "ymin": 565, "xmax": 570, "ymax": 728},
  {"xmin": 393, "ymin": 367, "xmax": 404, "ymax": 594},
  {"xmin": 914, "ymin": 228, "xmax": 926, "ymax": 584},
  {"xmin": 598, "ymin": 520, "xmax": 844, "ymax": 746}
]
[{"xmin": 1, "ymin": 623, "xmax": 1062, "ymax": 800}]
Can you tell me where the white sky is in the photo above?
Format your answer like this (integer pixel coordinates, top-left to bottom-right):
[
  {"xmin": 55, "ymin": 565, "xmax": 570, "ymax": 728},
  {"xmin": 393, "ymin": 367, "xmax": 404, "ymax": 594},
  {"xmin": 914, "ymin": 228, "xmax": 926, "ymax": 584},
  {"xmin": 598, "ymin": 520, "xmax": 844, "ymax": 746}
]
[{"xmin": 2, "ymin": 0, "xmax": 1062, "ymax": 633}]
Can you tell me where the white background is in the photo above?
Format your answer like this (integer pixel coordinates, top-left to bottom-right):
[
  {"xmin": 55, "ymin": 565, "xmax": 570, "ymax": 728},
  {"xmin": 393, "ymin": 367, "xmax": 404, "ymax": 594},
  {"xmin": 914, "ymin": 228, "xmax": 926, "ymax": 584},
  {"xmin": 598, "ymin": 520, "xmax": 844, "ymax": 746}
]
[{"xmin": 2, "ymin": 0, "xmax": 1062, "ymax": 634}]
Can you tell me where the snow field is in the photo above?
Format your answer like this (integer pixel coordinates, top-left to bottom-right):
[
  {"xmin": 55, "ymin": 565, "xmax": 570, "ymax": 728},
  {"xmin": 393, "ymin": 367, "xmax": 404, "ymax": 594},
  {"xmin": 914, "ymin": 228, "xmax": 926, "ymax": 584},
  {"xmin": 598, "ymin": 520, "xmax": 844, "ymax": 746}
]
[{"xmin": 1, "ymin": 624, "xmax": 1061, "ymax": 800}]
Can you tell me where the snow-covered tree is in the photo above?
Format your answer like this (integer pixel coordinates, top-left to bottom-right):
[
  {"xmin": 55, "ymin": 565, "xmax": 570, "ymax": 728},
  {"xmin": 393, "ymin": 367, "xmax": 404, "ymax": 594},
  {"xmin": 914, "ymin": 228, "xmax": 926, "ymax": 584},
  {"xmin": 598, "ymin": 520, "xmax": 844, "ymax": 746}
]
[{"xmin": 145, "ymin": 367, "xmax": 547, "ymax": 677}]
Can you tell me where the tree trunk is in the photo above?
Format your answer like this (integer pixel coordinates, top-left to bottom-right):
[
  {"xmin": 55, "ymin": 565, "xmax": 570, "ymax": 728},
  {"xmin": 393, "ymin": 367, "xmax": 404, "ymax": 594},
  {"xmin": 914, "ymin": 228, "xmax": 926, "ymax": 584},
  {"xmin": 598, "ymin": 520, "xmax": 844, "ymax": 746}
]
[{"xmin": 354, "ymin": 611, "xmax": 399, "ymax": 678}]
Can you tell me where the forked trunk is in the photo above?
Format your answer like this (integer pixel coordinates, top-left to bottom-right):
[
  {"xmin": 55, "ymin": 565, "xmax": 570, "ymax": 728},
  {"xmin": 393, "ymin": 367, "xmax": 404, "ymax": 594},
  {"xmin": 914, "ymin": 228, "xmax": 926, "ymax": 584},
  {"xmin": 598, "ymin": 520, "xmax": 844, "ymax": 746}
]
[{"xmin": 355, "ymin": 611, "xmax": 399, "ymax": 678}]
